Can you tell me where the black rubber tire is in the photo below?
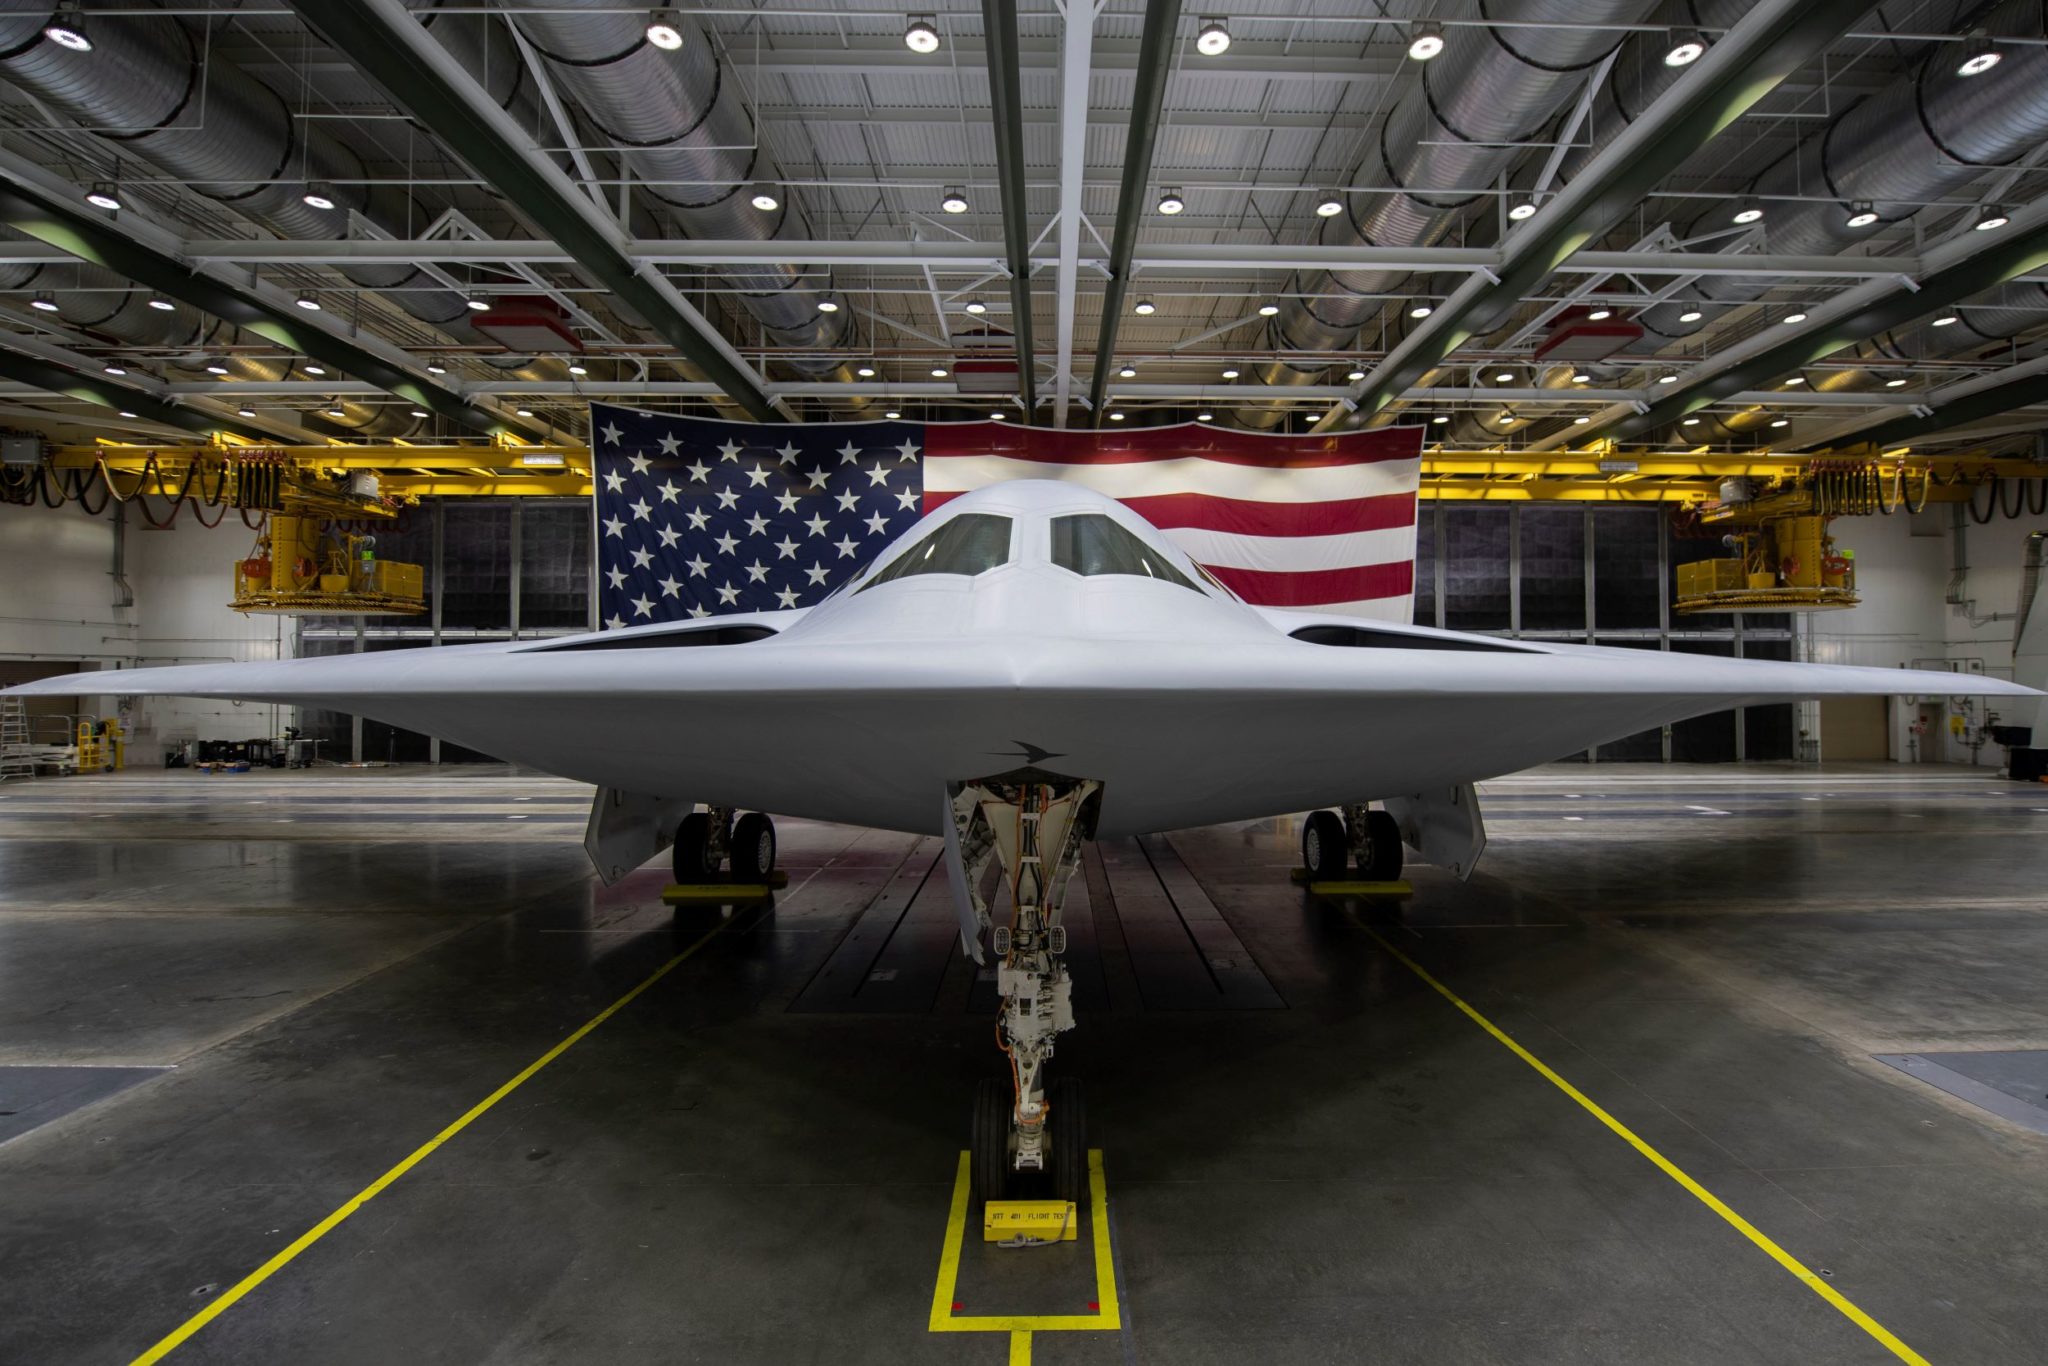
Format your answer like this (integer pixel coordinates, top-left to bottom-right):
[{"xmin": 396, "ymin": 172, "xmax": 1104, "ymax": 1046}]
[
  {"xmin": 1048, "ymin": 1077, "xmax": 1086, "ymax": 1207},
  {"xmin": 970, "ymin": 1077, "xmax": 1012, "ymax": 1204},
  {"xmin": 1301, "ymin": 809, "xmax": 1348, "ymax": 881},
  {"xmin": 731, "ymin": 811, "xmax": 775, "ymax": 882},
  {"xmin": 672, "ymin": 811, "xmax": 720, "ymax": 884},
  {"xmin": 1358, "ymin": 809, "xmax": 1405, "ymax": 881}
]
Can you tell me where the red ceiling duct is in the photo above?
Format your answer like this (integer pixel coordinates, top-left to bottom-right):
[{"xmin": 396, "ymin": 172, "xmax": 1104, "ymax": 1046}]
[
  {"xmin": 1534, "ymin": 318, "xmax": 1643, "ymax": 362},
  {"xmin": 470, "ymin": 298, "xmax": 584, "ymax": 353}
]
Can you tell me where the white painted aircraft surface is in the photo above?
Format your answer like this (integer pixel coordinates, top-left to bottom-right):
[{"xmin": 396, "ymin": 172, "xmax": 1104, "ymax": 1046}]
[{"xmin": 10, "ymin": 479, "xmax": 2035, "ymax": 1200}]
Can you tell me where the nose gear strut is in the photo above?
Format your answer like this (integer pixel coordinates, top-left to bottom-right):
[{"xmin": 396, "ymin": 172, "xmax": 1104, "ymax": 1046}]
[{"xmin": 944, "ymin": 775, "xmax": 1101, "ymax": 1203}]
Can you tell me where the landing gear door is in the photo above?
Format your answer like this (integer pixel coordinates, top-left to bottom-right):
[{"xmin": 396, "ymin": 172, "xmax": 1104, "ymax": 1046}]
[
  {"xmin": 941, "ymin": 786, "xmax": 988, "ymax": 965},
  {"xmin": 1383, "ymin": 783, "xmax": 1486, "ymax": 881},
  {"xmin": 583, "ymin": 787, "xmax": 694, "ymax": 885}
]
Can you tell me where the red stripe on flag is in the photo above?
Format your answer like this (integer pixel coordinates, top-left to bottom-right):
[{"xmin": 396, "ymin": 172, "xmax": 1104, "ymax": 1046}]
[
  {"xmin": 923, "ymin": 421, "xmax": 1420, "ymax": 468},
  {"xmin": 922, "ymin": 488, "xmax": 1415, "ymax": 537},
  {"xmin": 1203, "ymin": 560, "xmax": 1415, "ymax": 608}
]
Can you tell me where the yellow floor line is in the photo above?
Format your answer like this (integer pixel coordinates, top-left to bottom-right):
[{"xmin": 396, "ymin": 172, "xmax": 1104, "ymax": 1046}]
[
  {"xmin": 1364, "ymin": 926, "xmax": 1930, "ymax": 1366},
  {"xmin": 127, "ymin": 917, "xmax": 734, "ymax": 1365},
  {"xmin": 1008, "ymin": 1328, "xmax": 1033, "ymax": 1363}
]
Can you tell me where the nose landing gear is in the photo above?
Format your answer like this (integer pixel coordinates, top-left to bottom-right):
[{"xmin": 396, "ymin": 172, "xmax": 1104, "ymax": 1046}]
[
  {"xmin": 672, "ymin": 806, "xmax": 778, "ymax": 884},
  {"xmin": 948, "ymin": 776, "xmax": 1101, "ymax": 1205}
]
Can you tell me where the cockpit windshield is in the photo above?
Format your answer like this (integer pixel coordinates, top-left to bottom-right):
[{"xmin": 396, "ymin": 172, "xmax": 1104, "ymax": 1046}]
[
  {"xmin": 859, "ymin": 512, "xmax": 1013, "ymax": 590},
  {"xmin": 1049, "ymin": 514, "xmax": 1203, "ymax": 592}
]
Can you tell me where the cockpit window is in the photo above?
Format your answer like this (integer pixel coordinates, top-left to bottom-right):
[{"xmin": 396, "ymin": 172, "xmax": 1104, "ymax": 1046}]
[
  {"xmin": 1049, "ymin": 514, "xmax": 1203, "ymax": 592},
  {"xmin": 859, "ymin": 512, "xmax": 1013, "ymax": 590}
]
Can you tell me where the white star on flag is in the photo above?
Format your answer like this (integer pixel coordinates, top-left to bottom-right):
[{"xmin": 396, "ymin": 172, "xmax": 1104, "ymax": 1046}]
[
  {"xmin": 657, "ymin": 480, "xmax": 680, "ymax": 503},
  {"xmin": 715, "ymin": 581, "xmax": 740, "ymax": 605},
  {"xmin": 658, "ymin": 575, "xmax": 681, "ymax": 598},
  {"xmin": 602, "ymin": 469, "xmax": 625, "ymax": 492},
  {"xmin": 628, "ymin": 453, "xmax": 651, "ymax": 474},
  {"xmin": 605, "ymin": 565, "xmax": 627, "ymax": 589},
  {"xmin": 838, "ymin": 441, "xmax": 862, "ymax": 464},
  {"xmin": 601, "ymin": 421, "xmax": 623, "ymax": 445},
  {"xmin": 629, "ymin": 498, "xmax": 651, "ymax": 520},
  {"xmin": 718, "ymin": 439, "xmax": 743, "ymax": 462},
  {"xmin": 834, "ymin": 489, "xmax": 859, "ymax": 512},
  {"xmin": 864, "ymin": 511, "xmax": 889, "ymax": 534},
  {"xmin": 834, "ymin": 534, "xmax": 859, "ymax": 558},
  {"xmin": 896, "ymin": 440, "xmax": 919, "ymax": 462},
  {"xmin": 657, "ymin": 524, "xmax": 682, "ymax": 548},
  {"xmin": 686, "ymin": 459, "xmax": 710, "ymax": 482},
  {"xmin": 631, "ymin": 594, "xmax": 653, "ymax": 617},
  {"xmin": 865, "ymin": 462, "xmax": 891, "ymax": 487},
  {"xmin": 777, "ymin": 442, "xmax": 800, "ymax": 464},
  {"xmin": 776, "ymin": 588, "xmax": 800, "ymax": 608},
  {"xmin": 745, "ymin": 560, "xmax": 769, "ymax": 583},
  {"xmin": 630, "ymin": 546, "xmax": 654, "ymax": 569},
  {"xmin": 603, "ymin": 515, "xmax": 625, "ymax": 538},
  {"xmin": 714, "ymin": 531, "xmax": 739, "ymax": 555},
  {"xmin": 774, "ymin": 535, "xmax": 798, "ymax": 560},
  {"xmin": 804, "ymin": 512, "xmax": 829, "ymax": 537},
  {"xmin": 745, "ymin": 466, "xmax": 771, "ymax": 488},
  {"xmin": 658, "ymin": 432, "xmax": 681, "ymax": 455},
  {"xmin": 744, "ymin": 512, "xmax": 770, "ymax": 536}
]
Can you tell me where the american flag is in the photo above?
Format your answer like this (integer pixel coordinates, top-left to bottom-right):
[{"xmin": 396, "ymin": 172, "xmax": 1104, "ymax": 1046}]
[{"xmin": 591, "ymin": 403, "xmax": 1423, "ymax": 627}]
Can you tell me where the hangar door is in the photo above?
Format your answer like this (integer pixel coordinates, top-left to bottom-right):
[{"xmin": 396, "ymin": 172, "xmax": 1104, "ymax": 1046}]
[{"xmin": 1820, "ymin": 696, "xmax": 1890, "ymax": 761}]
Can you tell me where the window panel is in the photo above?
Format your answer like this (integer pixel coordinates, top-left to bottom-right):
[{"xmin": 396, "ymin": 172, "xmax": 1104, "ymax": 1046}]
[
  {"xmin": 1443, "ymin": 507, "xmax": 1509, "ymax": 632},
  {"xmin": 1518, "ymin": 507, "xmax": 1585, "ymax": 633},
  {"xmin": 1048, "ymin": 514, "xmax": 1200, "ymax": 591}
]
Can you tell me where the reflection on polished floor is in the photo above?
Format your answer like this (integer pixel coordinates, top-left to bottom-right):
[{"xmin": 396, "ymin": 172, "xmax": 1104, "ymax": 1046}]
[{"xmin": 2, "ymin": 764, "xmax": 2046, "ymax": 1364}]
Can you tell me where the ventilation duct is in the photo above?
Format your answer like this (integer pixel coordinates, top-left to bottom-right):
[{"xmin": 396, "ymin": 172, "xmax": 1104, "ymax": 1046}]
[
  {"xmin": 1237, "ymin": 0, "xmax": 1658, "ymax": 426},
  {"xmin": 492, "ymin": 2, "xmax": 855, "ymax": 379},
  {"xmin": 1628, "ymin": 0, "xmax": 2048, "ymax": 352},
  {"xmin": 0, "ymin": 6, "xmax": 570, "ymax": 411}
]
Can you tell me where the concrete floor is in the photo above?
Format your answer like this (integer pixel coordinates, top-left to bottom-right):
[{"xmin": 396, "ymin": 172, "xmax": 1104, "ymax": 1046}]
[{"xmin": 2, "ymin": 763, "xmax": 2046, "ymax": 1364}]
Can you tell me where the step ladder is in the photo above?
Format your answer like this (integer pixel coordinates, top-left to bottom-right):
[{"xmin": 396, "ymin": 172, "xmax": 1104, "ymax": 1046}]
[{"xmin": 0, "ymin": 698, "xmax": 33, "ymax": 782}]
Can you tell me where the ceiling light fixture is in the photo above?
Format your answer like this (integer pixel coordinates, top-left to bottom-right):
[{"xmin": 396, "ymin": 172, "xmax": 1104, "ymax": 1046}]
[
  {"xmin": 1663, "ymin": 28, "xmax": 1706, "ymax": 67},
  {"xmin": 1257, "ymin": 302, "xmax": 1279, "ymax": 316},
  {"xmin": 302, "ymin": 181, "xmax": 338, "ymax": 211},
  {"xmin": 1956, "ymin": 29, "xmax": 2000, "ymax": 77},
  {"xmin": 931, "ymin": 366, "xmax": 949, "ymax": 377},
  {"xmin": 146, "ymin": 293, "xmax": 173, "ymax": 312},
  {"xmin": 1586, "ymin": 307, "xmax": 1612, "ymax": 321},
  {"xmin": 1658, "ymin": 372, "xmax": 1679, "ymax": 384},
  {"xmin": 989, "ymin": 412, "xmax": 1005, "ymax": 420},
  {"xmin": 1407, "ymin": 22, "xmax": 1444, "ymax": 61},
  {"xmin": 103, "ymin": 363, "xmax": 126, "ymax": 375},
  {"xmin": 1408, "ymin": 303, "xmax": 1433, "ymax": 319},
  {"xmin": 1975, "ymin": 204, "xmax": 2010, "ymax": 232},
  {"xmin": 1678, "ymin": 305, "xmax": 1704, "ymax": 323},
  {"xmin": 964, "ymin": 299, "xmax": 987, "ymax": 314},
  {"xmin": 1507, "ymin": 199, "xmax": 1537, "ymax": 222},
  {"xmin": 816, "ymin": 298, "xmax": 839, "ymax": 313},
  {"xmin": 304, "ymin": 364, "xmax": 327, "ymax": 376},
  {"xmin": 1221, "ymin": 367, "xmax": 1240, "ymax": 379},
  {"xmin": 516, "ymin": 407, "xmax": 535, "ymax": 417},
  {"xmin": 422, "ymin": 363, "xmax": 442, "ymax": 375},
  {"xmin": 1196, "ymin": 411, "xmax": 1214, "ymax": 422},
  {"xmin": 1784, "ymin": 376, "xmax": 1805, "ymax": 385},
  {"xmin": 409, "ymin": 409, "xmax": 429, "ymax": 419},
  {"xmin": 1196, "ymin": 17, "xmax": 1231, "ymax": 56},
  {"xmin": 645, "ymin": 8, "xmax": 686, "ymax": 50},
  {"xmin": 1681, "ymin": 417, "xmax": 1701, "ymax": 426},
  {"xmin": 518, "ymin": 452, "xmax": 565, "ymax": 466},
  {"xmin": 1731, "ymin": 199, "xmax": 1764, "ymax": 225},
  {"xmin": 940, "ymin": 185, "xmax": 968, "ymax": 214},
  {"xmin": 904, "ymin": 14, "xmax": 940, "ymax": 54},
  {"xmin": 1496, "ymin": 413, "xmax": 1516, "ymax": 426},
  {"xmin": 44, "ymin": 9, "xmax": 91, "ymax": 52},
  {"xmin": 29, "ymin": 292, "xmax": 58, "ymax": 312},
  {"xmin": 295, "ymin": 294, "xmax": 321, "ymax": 311},
  {"xmin": 1571, "ymin": 372, "xmax": 1591, "ymax": 383},
  {"xmin": 1931, "ymin": 313, "xmax": 1959, "ymax": 327},
  {"xmin": 465, "ymin": 294, "xmax": 491, "ymax": 313},
  {"xmin": 1134, "ymin": 299, "xmax": 1157, "ymax": 315},
  {"xmin": 237, "ymin": 406, "xmax": 257, "ymax": 418},
  {"xmin": 856, "ymin": 365, "xmax": 877, "ymax": 377},
  {"xmin": 1347, "ymin": 368, "xmax": 1366, "ymax": 381},
  {"xmin": 1312, "ymin": 188, "xmax": 1344, "ymax": 217},
  {"xmin": 325, "ymin": 406, "xmax": 347, "ymax": 419},
  {"xmin": 1108, "ymin": 411, "xmax": 1125, "ymax": 422},
  {"xmin": 1769, "ymin": 418, "xmax": 1789, "ymax": 428},
  {"xmin": 117, "ymin": 410, "xmax": 136, "ymax": 418},
  {"xmin": 1885, "ymin": 377, "xmax": 1908, "ymax": 387},
  {"xmin": 1118, "ymin": 365, "xmax": 1137, "ymax": 378},
  {"xmin": 568, "ymin": 363, "xmax": 588, "ymax": 375},
  {"xmin": 1573, "ymin": 416, "xmax": 1591, "ymax": 425},
  {"xmin": 749, "ymin": 185, "xmax": 780, "ymax": 212},
  {"xmin": 1157, "ymin": 187, "xmax": 1186, "ymax": 215},
  {"xmin": 885, "ymin": 410, "xmax": 901, "ymax": 419},
  {"xmin": 1783, "ymin": 312, "xmax": 1807, "ymax": 324},
  {"xmin": 84, "ymin": 181, "xmax": 121, "ymax": 211},
  {"xmin": 1494, "ymin": 371, "xmax": 1514, "ymax": 383},
  {"xmin": 1845, "ymin": 199, "xmax": 1878, "ymax": 229},
  {"xmin": 204, "ymin": 363, "xmax": 229, "ymax": 375},
  {"xmin": 1431, "ymin": 414, "xmax": 1449, "ymax": 424}
]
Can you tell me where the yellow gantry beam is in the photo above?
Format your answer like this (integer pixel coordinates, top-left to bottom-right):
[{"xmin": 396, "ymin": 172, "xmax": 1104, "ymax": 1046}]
[{"xmin": 45, "ymin": 444, "xmax": 2036, "ymax": 504}]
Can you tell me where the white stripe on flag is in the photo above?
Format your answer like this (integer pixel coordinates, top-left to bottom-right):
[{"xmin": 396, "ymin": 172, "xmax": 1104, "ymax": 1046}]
[
  {"xmin": 1160, "ymin": 525, "xmax": 1416, "ymax": 574},
  {"xmin": 922, "ymin": 454, "xmax": 1421, "ymax": 503}
]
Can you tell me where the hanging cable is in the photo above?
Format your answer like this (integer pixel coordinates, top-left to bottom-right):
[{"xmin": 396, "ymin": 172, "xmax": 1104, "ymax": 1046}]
[{"xmin": 1968, "ymin": 474, "xmax": 1998, "ymax": 525}]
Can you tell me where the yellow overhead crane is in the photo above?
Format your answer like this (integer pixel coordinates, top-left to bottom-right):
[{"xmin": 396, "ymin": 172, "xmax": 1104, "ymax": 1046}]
[{"xmin": 37, "ymin": 437, "xmax": 2046, "ymax": 622}]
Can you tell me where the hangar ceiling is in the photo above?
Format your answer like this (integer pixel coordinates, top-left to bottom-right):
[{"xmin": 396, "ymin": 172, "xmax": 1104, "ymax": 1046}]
[{"xmin": 0, "ymin": 0, "xmax": 2045, "ymax": 463}]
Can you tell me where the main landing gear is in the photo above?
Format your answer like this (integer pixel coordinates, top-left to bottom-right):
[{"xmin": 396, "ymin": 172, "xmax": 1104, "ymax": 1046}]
[
  {"xmin": 672, "ymin": 806, "xmax": 777, "ymax": 883},
  {"xmin": 1302, "ymin": 804, "xmax": 1403, "ymax": 881},
  {"xmin": 948, "ymin": 777, "xmax": 1102, "ymax": 1205}
]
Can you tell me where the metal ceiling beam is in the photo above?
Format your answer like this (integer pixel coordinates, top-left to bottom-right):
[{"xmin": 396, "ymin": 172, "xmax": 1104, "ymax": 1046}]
[
  {"xmin": 981, "ymin": 0, "xmax": 1037, "ymax": 418},
  {"xmin": 1314, "ymin": 0, "xmax": 1878, "ymax": 435},
  {"xmin": 1051, "ymin": 0, "xmax": 1095, "ymax": 427},
  {"xmin": 1816, "ymin": 368, "xmax": 2048, "ymax": 451},
  {"xmin": 1086, "ymin": 0, "xmax": 1184, "ymax": 427},
  {"xmin": 0, "ymin": 236, "xmax": 1951, "ymax": 282},
  {"xmin": 290, "ymin": 0, "xmax": 781, "ymax": 423},
  {"xmin": 1584, "ymin": 207, "xmax": 2048, "ymax": 445},
  {"xmin": 0, "ymin": 346, "xmax": 274, "ymax": 443}
]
